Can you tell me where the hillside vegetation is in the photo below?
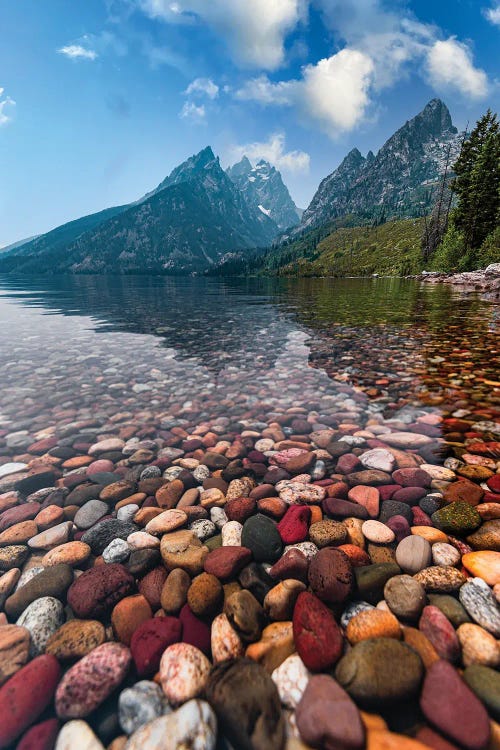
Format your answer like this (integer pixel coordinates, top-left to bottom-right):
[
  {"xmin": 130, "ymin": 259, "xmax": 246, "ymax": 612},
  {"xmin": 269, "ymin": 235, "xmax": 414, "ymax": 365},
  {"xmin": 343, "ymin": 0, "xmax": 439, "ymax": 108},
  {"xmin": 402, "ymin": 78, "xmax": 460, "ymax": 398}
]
[{"xmin": 265, "ymin": 218, "xmax": 424, "ymax": 277}]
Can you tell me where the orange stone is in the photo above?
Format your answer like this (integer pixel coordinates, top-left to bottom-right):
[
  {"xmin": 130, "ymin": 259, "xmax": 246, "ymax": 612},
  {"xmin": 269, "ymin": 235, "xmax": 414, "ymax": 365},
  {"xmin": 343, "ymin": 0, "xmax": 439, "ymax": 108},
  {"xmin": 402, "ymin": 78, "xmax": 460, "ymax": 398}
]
[
  {"xmin": 42, "ymin": 541, "xmax": 91, "ymax": 567},
  {"xmin": 0, "ymin": 520, "xmax": 38, "ymax": 546},
  {"xmin": 133, "ymin": 508, "xmax": 164, "ymax": 526},
  {"xmin": 34, "ymin": 505, "xmax": 64, "ymax": 531},
  {"xmin": 462, "ymin": 551, "xmax": 500, "ymax": 586},
  {"xmin": 411, "ymin": 526, "xmax": 448, "ymax": 544},
  {"xmin": 62, "ymin": 456, "xmax": 93, "ymax": 470},
  {"xmin": 338, "ymin": 544, "xmax": 371, "ymax": 567},
  {"xmin": 346, "ymin": 609, "xmax": 401, "ymax": 644},
  {"xmin": 115, "ymin": 493, "xmax": 147, "ymax": 510},
  {"xmin": 402, "ymin": 626, "xmax": 440, "ymax": 668},
  {"xmin": 111, "ymin": 594, "xmax": 153, "ymax": 645},
  {"xmin": 367, "ymin": 730, "xmax": 429, "ymax": 750}
]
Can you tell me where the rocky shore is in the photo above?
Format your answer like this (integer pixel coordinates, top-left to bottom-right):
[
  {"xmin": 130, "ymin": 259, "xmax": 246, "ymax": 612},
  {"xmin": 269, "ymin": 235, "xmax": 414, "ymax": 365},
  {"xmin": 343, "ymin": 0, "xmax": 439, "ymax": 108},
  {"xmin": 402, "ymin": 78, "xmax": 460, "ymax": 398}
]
[
  {"xmin": 417, "ymin": 264, "xmax": 500, "ymax": 301},
  {"xmin": 0, "ymin": 392, "xmax": 499, "ymax": 750}
]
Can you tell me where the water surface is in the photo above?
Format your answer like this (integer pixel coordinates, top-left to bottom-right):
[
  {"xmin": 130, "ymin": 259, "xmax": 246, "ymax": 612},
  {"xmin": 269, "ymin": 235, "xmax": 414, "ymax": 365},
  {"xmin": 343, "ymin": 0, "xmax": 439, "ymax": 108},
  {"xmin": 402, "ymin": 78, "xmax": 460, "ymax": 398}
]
[{"xmin": 0, "ymin": 275, "xmax": 498, "ymax": 434}]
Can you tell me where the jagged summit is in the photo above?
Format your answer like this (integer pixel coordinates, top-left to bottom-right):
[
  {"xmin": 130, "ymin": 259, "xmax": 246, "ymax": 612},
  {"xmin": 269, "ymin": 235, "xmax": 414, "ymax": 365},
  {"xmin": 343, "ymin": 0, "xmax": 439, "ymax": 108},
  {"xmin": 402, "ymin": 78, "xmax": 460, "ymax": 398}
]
[
  {"xmin": 299, "ymin": 98, "xmax": 462, "ymax": 232},
  {"xmin": 227, "ymin": 156, "xmax": 301, "ymax": 231}
]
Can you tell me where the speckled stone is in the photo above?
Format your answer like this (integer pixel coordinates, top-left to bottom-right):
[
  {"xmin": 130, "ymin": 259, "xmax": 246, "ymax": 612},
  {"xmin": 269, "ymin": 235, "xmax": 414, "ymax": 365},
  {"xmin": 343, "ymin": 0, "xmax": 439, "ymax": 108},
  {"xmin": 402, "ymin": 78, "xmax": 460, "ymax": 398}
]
[
  {"xmin": 414, "ymin": 566, "xmax": 466, "ymax": 593},
  {"xmin": 45, "ymin": 619, "xmax": 106, "ymax": 661},
  {"xmin": 55, "ymin": 642, "xmax": 131, "ymax": 719},
  {"xmin": 118, "ymin": 680, "xmax": 168, "ymax": 735},
  {"xmin": 17, "ymin": 596, "xmax": 65, "ymax": 656},
  {"xmin": 432, "ymin": 502, "xmax": 481, "ymax": 535},
  {"xmin": 459, "ymin": 577, "xmax": 500, "ymax": 637},
  {"xmin": 159, "ymin": 643, "xmax": 211, "ymax": 705}
]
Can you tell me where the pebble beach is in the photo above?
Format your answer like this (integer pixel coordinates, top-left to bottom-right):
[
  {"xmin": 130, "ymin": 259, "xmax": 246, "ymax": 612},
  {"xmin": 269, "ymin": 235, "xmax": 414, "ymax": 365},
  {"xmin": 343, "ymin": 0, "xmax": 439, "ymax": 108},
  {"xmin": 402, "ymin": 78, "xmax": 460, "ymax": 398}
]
[{"xmin": 0, "ymin": 276, "xmax": 499, "ymax": 750}]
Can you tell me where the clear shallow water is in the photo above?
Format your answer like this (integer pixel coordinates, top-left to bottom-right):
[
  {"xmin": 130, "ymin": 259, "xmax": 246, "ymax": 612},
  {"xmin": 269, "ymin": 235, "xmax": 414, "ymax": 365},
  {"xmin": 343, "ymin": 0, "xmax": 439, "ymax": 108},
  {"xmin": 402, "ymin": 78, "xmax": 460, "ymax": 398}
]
[{"xmin": 0, "ymin": 275, "xmax": 498, "ymax": 435}]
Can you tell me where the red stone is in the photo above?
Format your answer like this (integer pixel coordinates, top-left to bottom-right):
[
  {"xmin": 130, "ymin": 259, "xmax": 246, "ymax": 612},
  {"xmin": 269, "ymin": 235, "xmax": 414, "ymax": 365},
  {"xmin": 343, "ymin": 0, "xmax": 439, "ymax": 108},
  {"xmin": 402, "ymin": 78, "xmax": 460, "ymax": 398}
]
[
  {"xmin": 487, "ymin": 475, "xmax": 500, "ymax": 494},
  {"xmin": 0, "ymin": 655, "xmax": 61, "ymax": 748},
  {"xmin": 130, "ymin": 617, "xmax": 182, "ymax": 677},
  {"xmin": 67, "ymin": 563, "xmax": 135, "ymax": 619},
  {"xmin": 16, "ymin": 719, "xmax": 60, "ymax": 750},
  {"xmin": 203, "ymin": 546, "xmax": 252, "ymax": 580},
  {"xmin": 378, "ymin": 485, "xmax": 402, "ymax": 502},
  {"xmin": 412, "ymin": 507, "xmax": 433, "ymax": 526},
  {"xmin": 138, "ymin": 566, "xmax": 168, "ymax": 611},
  {"xmin": 269, "ymin": 548, "xmax": 309, "ymax": 582},
  {"xmin": 415, "ymin": 727, "xmax": 461, "ymax": 750},
  {"xmin": 392, "ymin": 468, "xmax": 432, "ymax": 487},
  {"xmin": 179, "ymin": 604, "xmax": 211, "ymax": 656},
  {"xmin": 419, "ymin": 606, "xmax": 460, "ymax": 663},
  {"xmin": 277, "ymin": 505, "xmax": 311, "ymax": 544},
  {"xmin": 392, "ymin": 487, "xmax": 427, "ymax": 505},
  {"xmin": 225, "ymin": 497, "xmax": 256, "ymax": 524},
  {"xmin": 293, "ymin": 592, "xmax": 343, "ymax": 671},
  {"xmin": 420, "ymin": 660, "xmax": 490, "ymax": 750}
]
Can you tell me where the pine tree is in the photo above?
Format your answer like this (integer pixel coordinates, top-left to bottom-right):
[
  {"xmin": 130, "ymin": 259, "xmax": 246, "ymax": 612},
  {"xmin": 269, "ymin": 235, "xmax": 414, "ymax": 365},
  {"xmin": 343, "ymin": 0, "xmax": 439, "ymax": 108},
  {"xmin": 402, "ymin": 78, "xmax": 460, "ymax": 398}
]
[{"xmin": 452, "ymin": 110, "xmax": 500, "ymax": 253}]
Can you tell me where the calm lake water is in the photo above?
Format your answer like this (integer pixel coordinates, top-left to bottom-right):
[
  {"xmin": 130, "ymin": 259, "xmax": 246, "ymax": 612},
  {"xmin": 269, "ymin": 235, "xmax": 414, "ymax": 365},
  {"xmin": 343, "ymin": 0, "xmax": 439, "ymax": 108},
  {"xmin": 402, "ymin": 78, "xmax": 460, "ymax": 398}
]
[{"xmin": 0, "ymin": 275, "xmax": 498, "ymax": 435}]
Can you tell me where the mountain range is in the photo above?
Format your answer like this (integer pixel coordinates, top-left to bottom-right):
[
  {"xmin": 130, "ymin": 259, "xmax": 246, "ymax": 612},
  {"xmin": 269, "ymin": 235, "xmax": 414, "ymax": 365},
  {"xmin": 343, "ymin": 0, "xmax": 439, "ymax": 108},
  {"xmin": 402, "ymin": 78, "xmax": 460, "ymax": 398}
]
[{"xmin": 0, "ymin": 98, "xmax": 461, "ymax": 275}]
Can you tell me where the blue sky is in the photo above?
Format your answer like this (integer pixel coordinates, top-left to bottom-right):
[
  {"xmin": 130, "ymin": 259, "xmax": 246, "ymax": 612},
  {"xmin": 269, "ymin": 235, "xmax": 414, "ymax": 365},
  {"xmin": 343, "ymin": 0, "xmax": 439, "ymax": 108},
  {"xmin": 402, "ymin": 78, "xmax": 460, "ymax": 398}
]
[{"xmin": 0, "ymin": 0, "xmax": 499, "ymax": 247}]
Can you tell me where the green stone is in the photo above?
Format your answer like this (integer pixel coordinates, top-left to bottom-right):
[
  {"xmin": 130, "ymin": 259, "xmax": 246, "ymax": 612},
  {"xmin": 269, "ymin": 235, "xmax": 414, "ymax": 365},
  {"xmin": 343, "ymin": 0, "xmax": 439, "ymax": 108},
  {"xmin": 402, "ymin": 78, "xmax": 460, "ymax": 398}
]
[
  {"xmin": 335, "ymin": 638, "xmax": 424, "ymax": 708},
  {"xmin": 241, "ymin": 514, "xmax": 283, "ymax": 563},
  {"xmin": 463, "ymin": 665, "xmax": 500, "ymax": 721},
  {"xmin": 355, "ymin": 562, "xmax": 401, "ymax": 604},
  {"xmin": 431, "ymin": 502, "xmax": 481, "ymax": 535},
  {"xmin": 428, "ymin": 594, "xmax": 471, "ymax": 628}
]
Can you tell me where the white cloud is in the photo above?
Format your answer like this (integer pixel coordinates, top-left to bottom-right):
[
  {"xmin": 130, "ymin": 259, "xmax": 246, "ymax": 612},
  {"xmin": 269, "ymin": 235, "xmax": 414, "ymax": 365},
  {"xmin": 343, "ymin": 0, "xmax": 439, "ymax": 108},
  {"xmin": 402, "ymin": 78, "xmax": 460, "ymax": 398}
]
[
  {"xmin": 227, "ymin": 132, "xmax": 310, "ymax": 173},
  {"xmin": 300, "ymin": 50, "xmax": 374, "ymax": 134},
  {"xmin": 185, "ymin": 77, "xmax": 219, "ymax": 99},
  {"xmin": 139, "ymin": 0, "xmax": 306, "ymax": 69},
  {"xmin": 484, "ymin": 2, "xmax": 500, "ymax": 25},
  {"xmin": 426, "ymin": 38, "xmax": 488, "ymax": 98},
  {"xmin": 179, "ymin": 101, "xmax": 206, "ymax": 120},
  {"xmin": 236, "ymin": 76, "xmax": 296, "ymax": 105},
  {"xmin": 57, "ymin": 44, "xmax": 98, "ymax": 61},
  {"xmin": 0, "ymin": 87, "xmax": 15, "ymax": 126},
  {"xmin": 236, "ymin": 49, "xmax": 374, "ymax": 138}
]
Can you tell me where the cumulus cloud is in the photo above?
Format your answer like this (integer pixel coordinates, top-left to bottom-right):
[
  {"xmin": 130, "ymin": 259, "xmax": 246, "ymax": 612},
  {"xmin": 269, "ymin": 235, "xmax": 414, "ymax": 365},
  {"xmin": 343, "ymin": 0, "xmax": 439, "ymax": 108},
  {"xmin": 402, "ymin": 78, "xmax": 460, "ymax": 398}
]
[
  {"xmin": 139, "ymin": 0, "xmax": 306, "ymax": 69},
  {"xmin": 179, "ymin": 101, "xmax": 206, "ymax": 120},
  {"xmin": 426, "ymin": 38, "xmax": 489, "ymax": 98},
  {"xmin": 185, "ymin": 77, "xmax": 219, "ymax": 99},
  {"xmin": 236, "ymin": 49, "xmax": 374, "ymax": 138},
  {"xmin": 57, "ymin": 44, "xmax": 98, "ymax": 61},
  {"xmin": 0, "ymin": 87, "xmax": 15, "ymax": 126},
  {"xmin": 227, "ymin": 132, "xmax": 310, "ymax": 173},
  {"xmin": 483, "ymin": 2, "xmax": 500, "ymax": 25}
]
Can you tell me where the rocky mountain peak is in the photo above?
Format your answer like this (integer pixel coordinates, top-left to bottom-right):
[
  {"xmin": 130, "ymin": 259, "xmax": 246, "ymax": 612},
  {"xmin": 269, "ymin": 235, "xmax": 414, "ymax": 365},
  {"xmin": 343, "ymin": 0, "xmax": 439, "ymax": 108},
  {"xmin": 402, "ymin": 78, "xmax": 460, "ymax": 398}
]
[
  {"xmin": 227, "ymin": 155, "xmax": 300, "ymax": 231},
  {"xmin": 297, "ymin": 99, "xmax": 461, "ymax": 234}
]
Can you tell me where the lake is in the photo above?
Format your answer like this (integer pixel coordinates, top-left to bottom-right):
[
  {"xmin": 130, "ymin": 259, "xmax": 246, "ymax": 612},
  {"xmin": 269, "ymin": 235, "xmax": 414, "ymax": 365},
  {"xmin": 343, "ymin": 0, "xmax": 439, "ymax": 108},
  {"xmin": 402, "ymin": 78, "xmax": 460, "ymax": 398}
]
[{"xmin": 0, "ymin": 275, "xmax": 498, "ymax": 435}]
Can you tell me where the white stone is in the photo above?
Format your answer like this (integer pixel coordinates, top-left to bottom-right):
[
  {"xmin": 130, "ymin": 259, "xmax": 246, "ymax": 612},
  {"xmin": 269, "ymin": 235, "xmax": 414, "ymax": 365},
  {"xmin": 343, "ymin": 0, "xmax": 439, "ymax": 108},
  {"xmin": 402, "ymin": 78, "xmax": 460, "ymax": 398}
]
[
  {"xmin": 359, "ymin": 448, "xmax": 395, "ymax": 473},
  {"xmin": 221, "ymin": 520, "xmax": 242, "ymax": 546},
  {"xmin": 0, "ymin": 462, "xmax": 27, "ymax": 480},
  {"xmin": 272, "ymin": 653, "xmax": 311, "ymax": 709},
  {"xmin": 124, "ymin": 700, "xmax": 216, "ymax": 750},
  {"xmin": 55, "ymin": 720, "xmax": 105, "ymax": 750}
]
